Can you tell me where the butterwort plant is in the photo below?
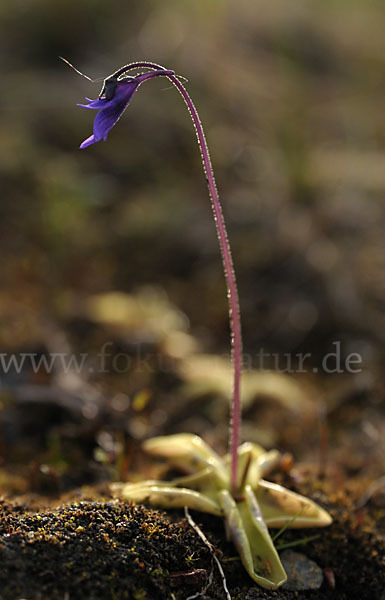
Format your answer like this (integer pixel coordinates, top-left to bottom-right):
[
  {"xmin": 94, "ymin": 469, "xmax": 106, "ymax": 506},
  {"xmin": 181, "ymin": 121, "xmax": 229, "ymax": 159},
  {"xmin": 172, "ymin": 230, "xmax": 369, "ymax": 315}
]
[{"xmin": 68, "ymin": 60, "xmax": 332, "ymax": 589}]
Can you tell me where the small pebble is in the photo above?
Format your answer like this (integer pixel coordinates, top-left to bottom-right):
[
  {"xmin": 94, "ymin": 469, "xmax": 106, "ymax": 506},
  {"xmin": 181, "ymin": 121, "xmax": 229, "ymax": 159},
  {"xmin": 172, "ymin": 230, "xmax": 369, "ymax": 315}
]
[{"xmin": 280, "ymin": 549, "xmax": 323, "ymax": 591}]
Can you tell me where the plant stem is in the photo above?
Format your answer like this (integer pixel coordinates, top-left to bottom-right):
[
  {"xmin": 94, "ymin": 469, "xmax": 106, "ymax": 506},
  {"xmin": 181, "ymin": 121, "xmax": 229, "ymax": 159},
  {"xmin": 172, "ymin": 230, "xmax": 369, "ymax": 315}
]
[
  {"xmin": 121, "ymin": 62, "xmax": 243, "ymax": 493},
  {"xmin": 168, "ymin": 75, "xmax": 243, "ymax": 495}
]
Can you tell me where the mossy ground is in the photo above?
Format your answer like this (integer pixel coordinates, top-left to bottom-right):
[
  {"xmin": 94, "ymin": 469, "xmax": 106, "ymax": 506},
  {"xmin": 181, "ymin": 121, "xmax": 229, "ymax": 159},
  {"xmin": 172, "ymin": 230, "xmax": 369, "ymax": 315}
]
[
  {"xmin": 0, "ymin": 475, "xmax": 383, "ymax": 600},
  {"xmin": 0, "ymin": 499, "xmax": 212, "ymax": 600}
]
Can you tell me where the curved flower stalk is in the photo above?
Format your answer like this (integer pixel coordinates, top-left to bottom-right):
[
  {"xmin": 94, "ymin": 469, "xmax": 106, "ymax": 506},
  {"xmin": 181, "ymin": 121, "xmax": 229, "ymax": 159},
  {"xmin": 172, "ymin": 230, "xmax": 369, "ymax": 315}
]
[
  {"xmin": 71, "ymin": 62, "xmax": 333, "ymax": 589},
  {"xmin": 76, "ymin": 61, "xmax": 242, "ymax": 493},
  {"xmin": 112, "ymin": 434, "xmax": 332, "ymax": 589}
]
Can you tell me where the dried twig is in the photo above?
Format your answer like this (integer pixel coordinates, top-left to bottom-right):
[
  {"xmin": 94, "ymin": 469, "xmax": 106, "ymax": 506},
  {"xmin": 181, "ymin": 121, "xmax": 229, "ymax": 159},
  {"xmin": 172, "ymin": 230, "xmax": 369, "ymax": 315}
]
[{"xmin": 184, "ymin": 507, "xmax": 231, "ymax": 600}]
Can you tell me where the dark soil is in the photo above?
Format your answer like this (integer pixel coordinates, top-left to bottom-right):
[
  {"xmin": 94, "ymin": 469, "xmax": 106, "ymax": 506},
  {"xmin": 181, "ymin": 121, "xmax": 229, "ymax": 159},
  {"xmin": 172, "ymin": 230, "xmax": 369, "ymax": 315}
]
[
  {"xmin": 0, "ymin": 499, "xmax": 212, "ymax": 600},
  {"xmin": 0, "ymin": 478, "xmax": 383, "ymax": 600}
]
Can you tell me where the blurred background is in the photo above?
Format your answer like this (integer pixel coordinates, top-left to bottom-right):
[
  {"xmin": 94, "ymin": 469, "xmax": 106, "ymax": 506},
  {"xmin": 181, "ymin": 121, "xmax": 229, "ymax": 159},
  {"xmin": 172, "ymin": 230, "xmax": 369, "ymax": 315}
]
[{"xmin": 0, "ymin": 0, "xmax": 384, "ymax": 495}]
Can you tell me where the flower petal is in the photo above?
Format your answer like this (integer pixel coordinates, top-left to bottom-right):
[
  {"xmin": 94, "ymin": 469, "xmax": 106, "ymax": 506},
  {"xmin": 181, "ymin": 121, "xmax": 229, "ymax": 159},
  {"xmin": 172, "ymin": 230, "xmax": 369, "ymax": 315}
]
[
  {"xmin": 79, "ymin": 134, "xmax": 96, "ymax": 149},
  {"xmin": 78, "ymin": 98, "xmax": 109, "ymax": 110},
  {"xmin": 91, "ymin": 99, "xmax": 128, "ymax": 142},
  {"xmin": 79, "ymin": 80, "xmax": 140, "ymax": 147}
]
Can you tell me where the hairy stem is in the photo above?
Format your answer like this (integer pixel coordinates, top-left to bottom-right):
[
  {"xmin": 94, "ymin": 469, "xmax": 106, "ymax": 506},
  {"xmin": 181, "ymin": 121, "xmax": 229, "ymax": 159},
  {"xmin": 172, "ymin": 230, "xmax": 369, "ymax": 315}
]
[{"xmin": 123, "ymin": 62, "xmax": 243, "ymax": 493}]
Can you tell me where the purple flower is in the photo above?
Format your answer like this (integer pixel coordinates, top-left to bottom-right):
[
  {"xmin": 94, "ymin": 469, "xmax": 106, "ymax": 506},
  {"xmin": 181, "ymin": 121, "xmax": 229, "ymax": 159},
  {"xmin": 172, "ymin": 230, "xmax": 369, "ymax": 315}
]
[{"xmin": 78, "ymin": 69, "xmax": 174, "ymax": 149}]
